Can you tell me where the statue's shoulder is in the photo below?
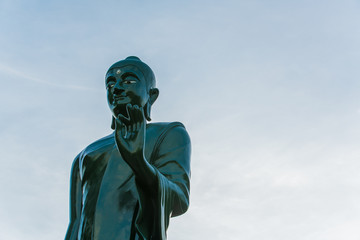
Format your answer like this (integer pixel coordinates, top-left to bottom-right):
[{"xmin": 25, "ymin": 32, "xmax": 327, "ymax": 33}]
[
  {"xmin": 81, "ymin": 133, "xmax": 115, "ymax": 158},
  {"xmin": 146, "ymin": 122, "xmax": 191, "ymax": 166},
  {"xmin": 147, "ymin": 121, "xmax": 186, "ymax": 136},
  {"xmin": 147, "ymin": 121, "xmax": 185, "ymax": 131},
  {"xmin": 147, "ymin": 121, "xmax": 190, "ymax": 147}
]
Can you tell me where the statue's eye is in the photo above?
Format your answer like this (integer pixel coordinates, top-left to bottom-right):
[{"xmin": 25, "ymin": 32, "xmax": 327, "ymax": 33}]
[
  {"xmin": 122, "ymin": 74, "xmax": 138, "ymax": 84},
  {"xmin": 106, "ymin": 81, "xmax": 115, "ymax": 89},
  {"xmin": 124, "ymin": 80, "xmax": 136, "ymax": 84},
  {"xmin": 106, "ymin": 76, "xmax": 116, "ymax": 89}
]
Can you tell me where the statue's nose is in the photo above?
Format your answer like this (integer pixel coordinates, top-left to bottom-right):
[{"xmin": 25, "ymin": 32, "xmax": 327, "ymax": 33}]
[{"xmin": 113, "ymin": 81, "xmax": 125, "ymax": 94}]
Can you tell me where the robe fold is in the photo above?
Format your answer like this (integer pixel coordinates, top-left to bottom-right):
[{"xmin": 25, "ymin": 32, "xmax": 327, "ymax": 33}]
[{"xmin": 65, "ymin": 122, "xmax": 191, "ymax": 240}]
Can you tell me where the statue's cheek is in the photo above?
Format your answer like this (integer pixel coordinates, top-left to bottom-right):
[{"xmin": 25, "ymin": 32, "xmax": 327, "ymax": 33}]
[{"xmin": 107, "ymin": 93, "xmax": 114, "ymax": 104}]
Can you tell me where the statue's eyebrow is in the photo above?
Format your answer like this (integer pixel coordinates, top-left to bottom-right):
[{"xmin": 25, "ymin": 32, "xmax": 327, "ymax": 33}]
[
  {"xmin": 121, "ymin": 72, "xmax": 139, "ymax": 80},
  {"xmin": 106, "ymin": 75, "xmax": 116, "ymax": 83}
]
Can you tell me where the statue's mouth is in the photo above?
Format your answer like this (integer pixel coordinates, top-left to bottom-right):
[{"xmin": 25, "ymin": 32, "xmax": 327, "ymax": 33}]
[
  {"xmin": 113, "ymin": 95, "xmax": 128, "ymax": 103},
  {"xmin": 114, "ymin": 96, "xmax": 126, "ymax": 100}
]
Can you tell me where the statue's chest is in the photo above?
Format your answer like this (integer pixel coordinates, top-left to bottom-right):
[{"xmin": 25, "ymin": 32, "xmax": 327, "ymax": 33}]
[
  {"xmin": 93, "ymin": 148, "xmax": 139, "ymax": 239},
  {"xmin": 79, "ymin": 146, "xmax": 140, "ymax": 240},
  {"xmin": 97, "ymin": 149, "xmax": 134, "ymax": 192},
  {"xmin": 80, "ymin": 146, "xmax": 134, "ymax": 191}
]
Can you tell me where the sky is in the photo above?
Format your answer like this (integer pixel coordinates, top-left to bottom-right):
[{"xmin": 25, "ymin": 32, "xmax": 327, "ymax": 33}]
[{"xmin": 1, "ymin": 0, "xmax": 360, "ymax": 239}]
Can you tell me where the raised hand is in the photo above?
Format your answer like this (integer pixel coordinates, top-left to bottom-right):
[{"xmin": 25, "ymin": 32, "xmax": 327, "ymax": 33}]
[{"xmin": 114, "ymin": 104, "xmax": 146, "ymax": 170}]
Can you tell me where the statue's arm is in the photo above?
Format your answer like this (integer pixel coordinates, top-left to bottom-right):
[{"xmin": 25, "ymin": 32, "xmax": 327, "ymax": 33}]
[
  {"xmin": 65, "ymin": 155, "xmax": 82, "ymax": 240},
  {"xmin": 135, "ymin": 124, "xmax": 191, "ymax": 239},
  {"xmin": 113, "ymin": 105, "xmax": 191, "ymax": 238},
  {"xmin": 147, "ymin": 124, "xmax": 191, "ymax": 215},
  {"xmin": 113, "ymin": 105, "xmax": 157, "ymax": 188}
]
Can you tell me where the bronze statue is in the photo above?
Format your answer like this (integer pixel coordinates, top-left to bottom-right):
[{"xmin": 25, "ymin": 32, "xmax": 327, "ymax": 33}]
[{"xmin": 65, "ymin": 56, "xmax": 191, "ymax": 240}]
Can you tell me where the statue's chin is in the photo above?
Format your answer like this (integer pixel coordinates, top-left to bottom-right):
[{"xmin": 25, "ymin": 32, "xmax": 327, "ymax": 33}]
[{"xmin": 112, "ymin": 105, "xmax": 129, "ymax": 119}]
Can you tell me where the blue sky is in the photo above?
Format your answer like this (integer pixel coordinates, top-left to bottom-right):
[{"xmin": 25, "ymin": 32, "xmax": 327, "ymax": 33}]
[{"xmin": 1, "ymin": 0, "xmax": 360, "ymax": 239}]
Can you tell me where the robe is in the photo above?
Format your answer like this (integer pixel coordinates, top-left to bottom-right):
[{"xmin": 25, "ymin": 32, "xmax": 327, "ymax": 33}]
[{"xmin": 65, "ymin": 122, "xmax": 191, "ymax": 240}]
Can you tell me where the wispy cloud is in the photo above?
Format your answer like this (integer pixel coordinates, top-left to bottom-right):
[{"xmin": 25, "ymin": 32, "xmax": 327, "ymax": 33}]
[{"xmin": 0, "ymin": 63, "xmax": 101, "ymax": 92}]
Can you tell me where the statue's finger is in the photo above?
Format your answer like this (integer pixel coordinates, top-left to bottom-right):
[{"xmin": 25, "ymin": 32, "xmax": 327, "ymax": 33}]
[
  {"xmin": 126, "ymin": 104, "xmax": 136, "ymax": 123},
  {"xmin": 132, "ymin": 105, "xmax": 141, "ymax": 123},
  {"xmin": 115, "ymin": 123, "xmax": 129, "ymax": 147},
  {"xmin": 121, "ymin": 123, "xmax": 127, "ymax": 137},
  {"xmin": 136, "ymin": 121, "xmax": 140, "ymax": 131},
  {"xmin": 117, "ymin": 113, "xmax": 130, "ymax": 125},
  {"xmin": 129, "ymin": 124, "xmax": 136, "ymax": 139}
]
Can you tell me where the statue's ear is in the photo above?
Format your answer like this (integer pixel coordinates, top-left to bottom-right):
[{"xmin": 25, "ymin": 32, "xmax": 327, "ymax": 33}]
[
  {"xmin": 149, "ymin": 88, "xmax": 159, "ymax": 104},
  {"xmin": 111, "ymin": 116, "xmax": 116, "ymax": 130},
  {"xmin": 144, "ymin": 88, "xmax": 159, "ymax": 121}
]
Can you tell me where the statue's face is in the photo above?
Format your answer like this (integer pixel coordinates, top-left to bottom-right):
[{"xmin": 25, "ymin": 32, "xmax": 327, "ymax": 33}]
[{"xmin": 106, "ymin": 65, "xmax": 149, "ymax": 118}]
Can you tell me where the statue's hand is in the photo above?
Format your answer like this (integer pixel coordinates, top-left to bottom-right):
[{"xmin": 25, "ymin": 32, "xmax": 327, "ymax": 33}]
[{"xmin": 114, "ymin": 104, "xmax": 146, "ymax": 169}]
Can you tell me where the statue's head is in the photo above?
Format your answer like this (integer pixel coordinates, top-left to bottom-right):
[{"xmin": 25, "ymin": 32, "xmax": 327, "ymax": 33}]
[{"xmin": 106, "ymin": 56, "xmax": 159, "ymax": 129}]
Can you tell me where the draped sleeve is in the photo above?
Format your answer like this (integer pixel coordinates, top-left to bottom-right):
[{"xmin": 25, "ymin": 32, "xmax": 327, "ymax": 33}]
[
  {"xmin": 135, "ymin": 122, "xmax": 191, "ymax": 240},
  {"xmin": 65, "ymin": 154, "xmax": 83, "ymax": 240}
]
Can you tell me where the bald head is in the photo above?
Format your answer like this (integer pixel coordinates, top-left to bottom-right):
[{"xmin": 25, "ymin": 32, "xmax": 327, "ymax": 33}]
[
  {"xmin": 107, "ymin": 56, "xmax": 156, "ymax": 89},
  {"xmin": 106, "ymin": 56, "xmax": 160, "ymax": 123}
]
